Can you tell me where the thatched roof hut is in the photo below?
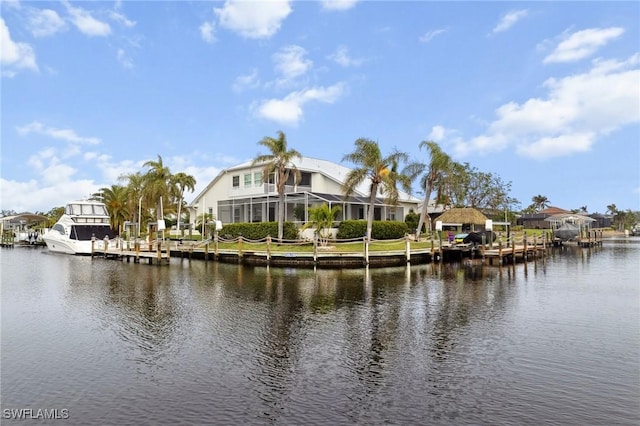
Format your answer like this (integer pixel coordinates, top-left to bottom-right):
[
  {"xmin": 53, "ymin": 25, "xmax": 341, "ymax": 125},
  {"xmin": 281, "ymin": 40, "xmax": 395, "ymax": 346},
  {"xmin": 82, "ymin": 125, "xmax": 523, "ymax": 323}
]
[{"xmin": 434, "ymin": 208, "xmax": 488, "ymax": 230}]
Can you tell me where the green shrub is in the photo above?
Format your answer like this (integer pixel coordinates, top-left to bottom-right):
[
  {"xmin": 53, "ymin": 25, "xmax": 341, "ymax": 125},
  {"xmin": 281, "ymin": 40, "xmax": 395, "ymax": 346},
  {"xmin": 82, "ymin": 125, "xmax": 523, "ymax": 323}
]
[
  {"xmin": 219, "ymin": 222, "xmax": 298, "ymax": 240},
  {"xmin": 404, "ymin": 210, "xmax": 425, "ymax": 234},
  {"xmin": 336, "ymin": 220, "xmax": 409, "ymax": 240}
]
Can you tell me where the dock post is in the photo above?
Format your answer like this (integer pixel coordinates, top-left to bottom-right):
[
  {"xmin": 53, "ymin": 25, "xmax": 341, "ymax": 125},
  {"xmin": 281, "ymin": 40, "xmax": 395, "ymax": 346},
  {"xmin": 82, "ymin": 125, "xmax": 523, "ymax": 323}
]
[
  {"xmin": 312, "ymin": 235, "xmax": 317, "ymax": 264},
  {"xmin": 267, "ymin": 235, "xmax": 272, "ymax": 263},
  {"xmin": 363, "ymin": 237, "xmax": 369, "ymax": 265},
  {"xmin": 91, "ymin": 237, "xmax": 95, "ymax": 259},
  {"xmin": 405, "ymin": 234, "xmax": 410, "ymax": 263}
]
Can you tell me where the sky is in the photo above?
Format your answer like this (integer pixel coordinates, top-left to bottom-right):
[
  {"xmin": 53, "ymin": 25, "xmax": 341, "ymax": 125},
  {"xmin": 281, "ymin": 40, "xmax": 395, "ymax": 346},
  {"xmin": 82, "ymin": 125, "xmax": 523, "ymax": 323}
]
[{"xmin": 1, "ymin": 0, "xmax": 639, "ymax": 216}]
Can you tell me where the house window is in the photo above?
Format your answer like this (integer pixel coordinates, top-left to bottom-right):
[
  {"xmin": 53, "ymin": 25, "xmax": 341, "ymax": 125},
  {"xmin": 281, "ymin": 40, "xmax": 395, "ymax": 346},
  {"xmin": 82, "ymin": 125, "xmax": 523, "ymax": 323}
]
[
  {"xmin": 299, "ymin": 171, "xmax": 311, "ymax": 186},
  {"xmin": 232, "ymin": 175, "xmax": 240, "ymax": 188},
  {"xmin": 244, "ymin": 173, "xmax": 252, "ymax": 187},
  {"xmin": 254, "ymin": 172, "xmax": 262, "ymax": 187}
]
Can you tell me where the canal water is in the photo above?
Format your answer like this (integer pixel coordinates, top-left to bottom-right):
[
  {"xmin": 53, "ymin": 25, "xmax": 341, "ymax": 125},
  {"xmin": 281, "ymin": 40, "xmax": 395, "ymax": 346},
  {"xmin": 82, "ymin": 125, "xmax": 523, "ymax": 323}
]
[{"xmin": 1, "ymin": 240, "xmax": 639, "ymax": 425}]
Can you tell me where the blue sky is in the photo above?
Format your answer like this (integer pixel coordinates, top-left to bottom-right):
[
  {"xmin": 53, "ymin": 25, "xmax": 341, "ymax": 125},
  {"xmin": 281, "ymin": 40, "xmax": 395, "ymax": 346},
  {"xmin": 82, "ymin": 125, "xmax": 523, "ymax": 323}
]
[{"xmin": 1, "ymin": 0, "xmax": 639, "ymax": 215}]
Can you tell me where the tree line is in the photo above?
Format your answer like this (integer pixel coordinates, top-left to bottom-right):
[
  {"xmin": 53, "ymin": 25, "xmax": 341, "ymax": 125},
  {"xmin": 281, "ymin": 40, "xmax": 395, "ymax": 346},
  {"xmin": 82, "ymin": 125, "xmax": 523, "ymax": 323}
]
[{"xmin": 10, "ymin": 131, "xmax": 638, "ymax": 237}]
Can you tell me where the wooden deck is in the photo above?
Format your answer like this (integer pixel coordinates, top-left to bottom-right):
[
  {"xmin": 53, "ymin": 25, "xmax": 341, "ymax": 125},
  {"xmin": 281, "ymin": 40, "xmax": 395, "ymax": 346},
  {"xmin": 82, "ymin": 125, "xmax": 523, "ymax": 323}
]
[{"xmin": 91, "ymin": 240, "xmax": 171, "ymax": 265}]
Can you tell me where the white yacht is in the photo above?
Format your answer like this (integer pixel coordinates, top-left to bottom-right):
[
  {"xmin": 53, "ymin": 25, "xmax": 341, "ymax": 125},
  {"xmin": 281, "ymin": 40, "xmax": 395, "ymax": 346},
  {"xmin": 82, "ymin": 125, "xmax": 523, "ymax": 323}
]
[{"xmin": 43, "ymin": 200, "xmax": 115, "ymax": 255}]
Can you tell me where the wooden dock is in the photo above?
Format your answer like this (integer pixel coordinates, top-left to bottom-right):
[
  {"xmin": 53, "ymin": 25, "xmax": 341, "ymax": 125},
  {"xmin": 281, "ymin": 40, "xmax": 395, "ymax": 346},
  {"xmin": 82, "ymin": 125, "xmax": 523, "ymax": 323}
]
[
  {"xmin": 89, "ymin": 230, "xmax": 603, "ymax": 268},
  {"xmin": 91, "ymin": 240, "xmax": 171, "ymax": 265}
]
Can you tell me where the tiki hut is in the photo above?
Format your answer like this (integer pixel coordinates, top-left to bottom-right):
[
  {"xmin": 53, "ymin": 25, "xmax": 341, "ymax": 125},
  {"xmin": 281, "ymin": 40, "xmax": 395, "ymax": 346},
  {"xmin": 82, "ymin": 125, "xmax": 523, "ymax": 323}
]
[{"xmin": 434, "ymin": 207, "xmax": 489, "ymax": 232}]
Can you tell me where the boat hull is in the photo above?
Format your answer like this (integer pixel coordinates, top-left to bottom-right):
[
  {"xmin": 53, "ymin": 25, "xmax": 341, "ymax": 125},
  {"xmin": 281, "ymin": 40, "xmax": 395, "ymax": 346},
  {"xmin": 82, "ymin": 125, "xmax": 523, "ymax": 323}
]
[{"xmin": 43, "ymin": 234, "xmax": 102, "ymax": 255}]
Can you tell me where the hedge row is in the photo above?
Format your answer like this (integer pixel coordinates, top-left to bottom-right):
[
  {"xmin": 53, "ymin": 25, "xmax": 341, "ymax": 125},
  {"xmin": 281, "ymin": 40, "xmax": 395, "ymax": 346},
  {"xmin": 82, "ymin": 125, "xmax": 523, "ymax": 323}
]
[
  {"xmin": 336, "ymin": 220, "xmax": 409, "ymax": 240},
  {"xmin": 219, "ymin": 222, "xmax": 299, "ymax": 240}
]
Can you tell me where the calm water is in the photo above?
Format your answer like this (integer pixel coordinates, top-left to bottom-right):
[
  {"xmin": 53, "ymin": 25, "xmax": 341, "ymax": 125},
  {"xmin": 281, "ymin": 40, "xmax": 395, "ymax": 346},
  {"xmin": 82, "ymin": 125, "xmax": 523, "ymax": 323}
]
[{"xmin": 1, "ymin": 240, "xmax": 639, "ymax": 425}]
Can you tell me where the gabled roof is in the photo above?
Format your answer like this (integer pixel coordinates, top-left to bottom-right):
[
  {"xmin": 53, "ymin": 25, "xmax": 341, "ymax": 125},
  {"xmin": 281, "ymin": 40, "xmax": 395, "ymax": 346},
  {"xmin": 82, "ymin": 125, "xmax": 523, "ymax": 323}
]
[
  {"xmin": 190, "ymin": 155, "xmax": 421, "ymax": 205},
  {"xmin": 539, "ymin": 206, "xmax": 571, "ymax": 215}
]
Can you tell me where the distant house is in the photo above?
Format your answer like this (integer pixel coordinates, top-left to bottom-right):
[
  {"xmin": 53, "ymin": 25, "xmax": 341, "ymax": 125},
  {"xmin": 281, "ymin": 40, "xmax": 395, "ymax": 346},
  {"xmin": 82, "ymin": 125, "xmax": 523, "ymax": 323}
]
[
  {"xmin": 517, "ymin": 206, "xmax": 571, "ymax": 229},
  {"xmin": 187, "ymin": 156, "xmax": 422, "ymax": 229},
  {"xmin": 588, "ymin": 213, "xmax": 613, "ymax": 228}
]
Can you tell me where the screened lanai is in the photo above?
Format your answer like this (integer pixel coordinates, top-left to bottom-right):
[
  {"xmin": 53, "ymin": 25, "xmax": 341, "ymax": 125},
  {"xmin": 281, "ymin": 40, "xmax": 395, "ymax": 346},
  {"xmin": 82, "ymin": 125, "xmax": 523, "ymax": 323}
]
[{"xmin": 217, "ymin": 191, "xmax": 407, "ymax": 225}]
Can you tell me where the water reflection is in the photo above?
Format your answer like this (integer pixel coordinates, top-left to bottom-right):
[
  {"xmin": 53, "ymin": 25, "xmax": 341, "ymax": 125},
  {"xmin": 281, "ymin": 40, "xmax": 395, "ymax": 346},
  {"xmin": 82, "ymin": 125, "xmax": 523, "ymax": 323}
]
[{"xmin": 2, "ymin": 243, "xmax": 638, "ymax": 425}]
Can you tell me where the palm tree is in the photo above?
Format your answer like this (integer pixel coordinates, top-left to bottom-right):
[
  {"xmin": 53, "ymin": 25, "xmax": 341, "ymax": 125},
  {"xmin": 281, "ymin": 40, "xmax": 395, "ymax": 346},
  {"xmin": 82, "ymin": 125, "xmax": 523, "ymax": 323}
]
[
  {"xmin": 531, "ymin": 195, "xmax": 550, "ymax": 212},
  {"xmin": 302, "ymin": 203, "xmax": 341, "ymax": 246},
  {"xmin": 252, "ymin": 131, "xmax": 301, "ymax": 242},
  {"xmin": 142, "ymin": 155, "xmax": 173, "ymax": 231},
  {"xmin": 171, "ymin": 172, "xmax": 196, "ymax": 232},
  {"xmin": 342, "ymin": 138, "xmax": 411, "ymax": 241},
  {"xmin": 120, "ymin": 171, "xmax": 145, "ymax": 236},
  {"xmin": 92, "ymin": 184, "xmax": 129, "ymax": 235},
  {"xmin": 403, "ymin": 140, "xmax": 454, "ymax": 239},
  {"xmin": 195, "ymin": 212, "xmax": 215, "ymax": 239}
]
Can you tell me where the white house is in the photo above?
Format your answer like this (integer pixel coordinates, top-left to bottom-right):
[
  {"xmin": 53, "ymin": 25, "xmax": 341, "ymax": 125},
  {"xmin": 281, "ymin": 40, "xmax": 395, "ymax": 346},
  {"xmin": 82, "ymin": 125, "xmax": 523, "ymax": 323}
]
[{"xmin": 187, "ymin": 156, "xmax": 422, "ymax": 230}]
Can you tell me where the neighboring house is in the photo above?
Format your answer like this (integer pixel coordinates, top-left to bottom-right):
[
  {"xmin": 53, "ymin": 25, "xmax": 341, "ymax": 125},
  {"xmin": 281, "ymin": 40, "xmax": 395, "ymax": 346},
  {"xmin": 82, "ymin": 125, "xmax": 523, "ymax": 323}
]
[
  {"xmin": 187, "ymin": 156, "xmax": 422, "ymax": 229},
  {"xmin": 588, "ymin": 213, "xmax": 613, "ymax": 228},
  {"xmin": 516, "ymin": 206, "xmax": 571, "ymax": 229}
]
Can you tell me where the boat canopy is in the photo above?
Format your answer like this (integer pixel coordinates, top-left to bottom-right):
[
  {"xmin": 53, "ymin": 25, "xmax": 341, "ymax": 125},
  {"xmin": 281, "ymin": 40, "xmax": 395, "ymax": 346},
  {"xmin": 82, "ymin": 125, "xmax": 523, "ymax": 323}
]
[{"xmin": 544, "ymin": 213, "xmax": 596, "ymax": 227}]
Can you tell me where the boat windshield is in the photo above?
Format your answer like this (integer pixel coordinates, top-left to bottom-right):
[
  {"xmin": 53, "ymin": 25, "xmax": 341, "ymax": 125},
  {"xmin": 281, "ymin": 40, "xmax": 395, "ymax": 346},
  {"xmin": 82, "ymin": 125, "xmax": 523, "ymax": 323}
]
[
  {"xmin": 70, "ymin": 225, "xmax": 115, "ymax": 241},
  {"xmin": 66, "ymin": 203, "xmax": 108, "ymax": 216}
]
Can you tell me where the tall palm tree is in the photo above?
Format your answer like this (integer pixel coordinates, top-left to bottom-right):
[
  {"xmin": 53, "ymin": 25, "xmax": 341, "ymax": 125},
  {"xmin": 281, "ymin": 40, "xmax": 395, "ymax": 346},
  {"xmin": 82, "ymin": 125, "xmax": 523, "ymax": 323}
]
[
  {"xmin": 252, "ymin": 131, "xmax": 301, "ymax": 241},
  {"xmin": 171, "ymin": 172, "xmax": 196, "ymax": 232},
  {"xmin": 142, "ymin": 155, "xmax": 173, "ymax": 232},
  {"xmin": 402, "ymin": 140, "xmax": 454, "ymax": 239},
  {"xmin": 92, "ymin": 184, "xmax": 129, "ymax": 235},
  {"xmin": 531, "ymin": 194, "xmax": 550, "ymax": 212},
  {"xmin": 342, "ymin": 138, "xmax": 411, "ymax": 241}
]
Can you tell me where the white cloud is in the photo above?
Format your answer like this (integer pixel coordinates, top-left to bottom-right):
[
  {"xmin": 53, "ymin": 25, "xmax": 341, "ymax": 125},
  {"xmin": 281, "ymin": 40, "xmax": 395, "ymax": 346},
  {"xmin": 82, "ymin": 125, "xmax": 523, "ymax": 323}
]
[
  {"xmin": 200, "ymin": 21, "xmax": 216, "ymax": 43},
  {"xmin": 0, "ymin": 145, "xmax": 225, "ymax": 213},
  {"xmin": 252, "ymin": 83, "xmax": 346, "ymax": 126},
  {"xmin": 0, "ymin": 17, "xmax": 38, "ymax": 75},
  {"xmin": 516, "ymin": 132, "xmax": 594, "ymax": 160},
  {"xmin": 320, "ymin": 0, "xmax": 359, "ymax": 11},
  {"xmin": 448, "ymin": 54, "xmax": 640, "ymax": 160},
  {"xmin": 63, "ymin": 0, "xmax": 111, "ymax": 37},
  {"xmin": 214, "ymin": 0, "xmax": 292, "ymax": 39},
  {"xmin": 328, "ymin": 45, "xmax": 363, "ymax": 67},
  {"xmin": 492, "ymin": 9, "xmax": 528, "ymax": 34},
  {"xmin": 428, "ymin": 125, "xmax": 446, "ymax": 141},
  {"xmin": 232, "ymin": 69, "xmax": 260, "ymax": 93},
  {"xmin": 419, "ymin": 28, "xmax": 447, "ymax": 43},
  {"xmin": 543, "ymin": 27, "xmax": 624, "ymax": 63},
  {"xmin": 117, "ymin": 48, "xmax": 133, "ymax": 69},
  {"xmin": 17, "ymin": 121, "xmax": 101, "ymax": 145},
  {"xmin": 109, "ymin": 10, "xmax": 136, "ymax": 28},
  {"xmin": 27, "ymin": 8, "xmax": 67, "ymax": 37},
  {"xmin": 273, "ymin": 45, "xmax": 312, "ymax": 79}
]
